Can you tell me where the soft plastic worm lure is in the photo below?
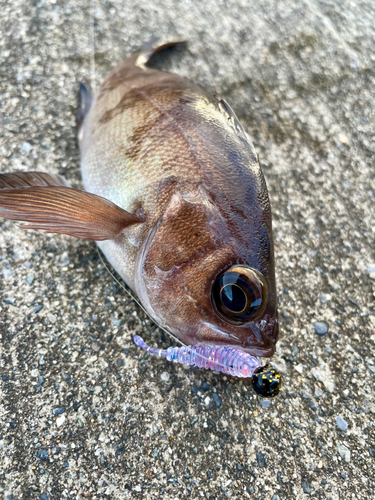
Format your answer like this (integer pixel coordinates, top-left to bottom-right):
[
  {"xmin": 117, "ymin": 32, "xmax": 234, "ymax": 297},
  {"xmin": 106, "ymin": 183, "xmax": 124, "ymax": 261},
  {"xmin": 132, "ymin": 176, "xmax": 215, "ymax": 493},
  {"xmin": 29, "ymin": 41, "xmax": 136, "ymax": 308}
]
[{"xmin": 133, "ymin": 335, "xmax": 281, "ymax": 397}]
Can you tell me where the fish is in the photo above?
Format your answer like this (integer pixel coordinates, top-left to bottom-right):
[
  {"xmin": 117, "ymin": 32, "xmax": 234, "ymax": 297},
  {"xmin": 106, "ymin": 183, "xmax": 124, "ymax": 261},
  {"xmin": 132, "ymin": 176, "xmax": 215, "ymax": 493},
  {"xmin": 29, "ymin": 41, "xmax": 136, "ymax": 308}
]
[{"xmin": 0, "ymin": 40, "xmax": 281, "ymax": 396}]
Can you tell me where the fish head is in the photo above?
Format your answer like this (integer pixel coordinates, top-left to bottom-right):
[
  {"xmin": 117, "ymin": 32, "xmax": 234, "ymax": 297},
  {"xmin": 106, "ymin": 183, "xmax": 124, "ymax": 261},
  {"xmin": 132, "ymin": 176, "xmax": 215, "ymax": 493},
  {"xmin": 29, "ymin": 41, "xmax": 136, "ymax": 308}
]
[{"xmin": 135, "ymin": 185, "xmax": 278, "ymax": 357}]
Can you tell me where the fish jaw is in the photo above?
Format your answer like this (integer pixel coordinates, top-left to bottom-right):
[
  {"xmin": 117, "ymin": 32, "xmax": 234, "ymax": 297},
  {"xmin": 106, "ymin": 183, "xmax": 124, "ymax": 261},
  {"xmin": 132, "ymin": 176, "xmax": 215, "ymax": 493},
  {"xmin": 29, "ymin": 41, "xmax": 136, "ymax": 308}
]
[{"xmin": 196, "ymin": 314, "xmax": 279, "ymax": 358}]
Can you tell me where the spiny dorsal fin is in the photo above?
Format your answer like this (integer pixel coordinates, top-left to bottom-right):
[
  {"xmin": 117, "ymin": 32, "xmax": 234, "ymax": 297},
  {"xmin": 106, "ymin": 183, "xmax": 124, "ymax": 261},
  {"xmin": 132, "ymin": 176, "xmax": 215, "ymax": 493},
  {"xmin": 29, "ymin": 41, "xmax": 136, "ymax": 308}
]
[{"xmin": 135, "ymin": 39, "xmax": 187, "ymax": 68}]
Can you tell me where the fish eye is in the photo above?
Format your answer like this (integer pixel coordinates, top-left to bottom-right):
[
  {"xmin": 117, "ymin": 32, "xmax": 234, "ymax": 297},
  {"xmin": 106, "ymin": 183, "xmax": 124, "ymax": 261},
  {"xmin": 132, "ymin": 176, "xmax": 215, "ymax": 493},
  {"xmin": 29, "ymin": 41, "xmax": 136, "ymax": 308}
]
[{"xmin": 212, "ymin": 265, "xmax": 268, "ymax": 324}]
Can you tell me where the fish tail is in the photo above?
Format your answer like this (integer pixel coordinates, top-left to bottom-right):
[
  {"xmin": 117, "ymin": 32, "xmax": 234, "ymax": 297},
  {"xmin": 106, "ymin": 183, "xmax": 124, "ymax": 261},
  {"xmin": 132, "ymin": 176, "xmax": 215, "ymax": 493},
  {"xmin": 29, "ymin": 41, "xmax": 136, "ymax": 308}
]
[
  {"xmin": 76, "ymin": 82, "xmax": 93, "ymax": 133},
  {"xmin": 135, "ymin": 39, "xmax": 187, "ymax": 68}
]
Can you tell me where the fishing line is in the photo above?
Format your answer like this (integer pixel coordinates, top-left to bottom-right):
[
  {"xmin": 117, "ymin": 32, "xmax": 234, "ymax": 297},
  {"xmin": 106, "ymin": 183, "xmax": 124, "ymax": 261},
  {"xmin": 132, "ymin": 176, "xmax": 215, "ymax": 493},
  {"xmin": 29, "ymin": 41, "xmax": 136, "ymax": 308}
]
[
  {"xmin": 97, "ymin": 248, "xmax": 185, "ymax": 347},
  {"xmin": 97, "ymin": 249, "xmax": 264, "ymax": 376},
  {"xmin": 89, "ymin": 0, "xmax": 96, "ymax": 93}
]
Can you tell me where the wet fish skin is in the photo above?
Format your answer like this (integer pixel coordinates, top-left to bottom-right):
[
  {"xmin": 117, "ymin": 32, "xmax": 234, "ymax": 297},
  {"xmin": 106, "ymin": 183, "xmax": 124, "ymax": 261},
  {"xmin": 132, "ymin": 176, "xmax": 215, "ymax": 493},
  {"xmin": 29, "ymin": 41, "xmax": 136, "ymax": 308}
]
[{"xmin": 79, "ymin": 41, "xmax": 278, "ymax": 356}]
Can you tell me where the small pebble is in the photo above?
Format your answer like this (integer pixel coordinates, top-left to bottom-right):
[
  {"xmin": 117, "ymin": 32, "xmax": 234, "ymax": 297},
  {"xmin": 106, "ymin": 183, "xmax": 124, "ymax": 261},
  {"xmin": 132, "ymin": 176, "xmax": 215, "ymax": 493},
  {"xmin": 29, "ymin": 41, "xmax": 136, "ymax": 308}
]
[
  {"xmin": 337, "ymin": 443, "xmax": 351, "ymax": 462},
  {"xmin": 212, "ymin": 393, "xmax": 221, "ymax": 408},
  {"xmin": 256, "ymin": 452, "xmax": 267, "ymax": 467},
  {"xmin": 56, "ymin": 415, "xmax": 66, "ymax": 427},
  {"xmin": 60, "ymin": 252, "xmax": 70, "ymax": 266},
  {"xmin": 47, "ymin": 313, "xmax": 56, "ymax": 324},
  {"xmin": 53, "ymin": 407, "xmax": 66, "ymax": 416},
  {"xmin": 336, "ymin": 415, "xmax": 348, "ymax": 431},
  {"xmin": 40, "ymin": 494, "xmax": 49, "ymax": 500},
  {"xmin": 37, "ymin": 449, "xmax": 49, "ymax": 461},
  {"xmin": 301, "ymin": 478, "xmax": 313, "ymax": 494},
  {"xmin": 300, "ymin": 390, "xmax": 310, "ymax": 399},
  {"xmin": 2, "ymin": 268, "xmax": 12, "ymax": 279},
  {"xmin": 314, "ymin": 385, "xmax": 324, "ymax": 398},
  {"xmin": 26, "ymin": 273, "xmax": 35, "ymax": 285},
  {"xmin": 260, "ymin": 399, "xmax": 270, "ymax": 408},
  {"xmin": 21, "ymin": 141, "xmax": 32, "ymax": 154},
  {"xmin": 160, "ymin": 372, "xmax": 170, "ymax": 382},
  {"xmin": 91, "ymin": 342, "xmax": 100, "ymax": 352},
  {"xmin": 34, "ymin": 305, "xmax": 43, "ymax": 314},
  {"xmin": 314, "ymin": 322, "xmax": 329, "ymax": 336},
  {"xmin": 200, "ymin": 381, "xmax": 210, "ymax": 392}
]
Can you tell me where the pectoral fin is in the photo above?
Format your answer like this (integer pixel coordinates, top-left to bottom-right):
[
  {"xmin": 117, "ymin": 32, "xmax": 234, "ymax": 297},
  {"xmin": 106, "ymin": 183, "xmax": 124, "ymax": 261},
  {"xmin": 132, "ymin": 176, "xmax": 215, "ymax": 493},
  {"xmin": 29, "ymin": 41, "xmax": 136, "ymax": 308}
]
[
  {"xmin": 0, "ymin": 171, "xmax": 71, "ymax": 189},
  {"xmin": 0, "ymin": 172, "xmax": 144, "ymax": 241}
]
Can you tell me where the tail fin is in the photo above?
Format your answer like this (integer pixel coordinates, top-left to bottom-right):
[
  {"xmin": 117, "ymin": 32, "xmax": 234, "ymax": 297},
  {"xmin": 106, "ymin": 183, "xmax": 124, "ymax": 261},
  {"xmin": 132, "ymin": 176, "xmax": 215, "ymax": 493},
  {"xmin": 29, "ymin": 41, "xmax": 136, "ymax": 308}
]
[
  {"xmin": 135, "ymin": 39, "xmax": 187, "ymax": 68},
  {"xmin": 76, "ymin": 82, "xmax": 93, "ymax": 131}
]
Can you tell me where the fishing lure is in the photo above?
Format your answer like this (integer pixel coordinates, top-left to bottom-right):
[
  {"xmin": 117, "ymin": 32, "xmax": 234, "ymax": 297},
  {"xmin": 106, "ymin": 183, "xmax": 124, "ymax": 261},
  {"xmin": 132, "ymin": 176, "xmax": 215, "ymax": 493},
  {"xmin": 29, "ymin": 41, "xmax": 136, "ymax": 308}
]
[{"xmin": 133, "ymin": 335, "xmax": 281, "ymax": 397}]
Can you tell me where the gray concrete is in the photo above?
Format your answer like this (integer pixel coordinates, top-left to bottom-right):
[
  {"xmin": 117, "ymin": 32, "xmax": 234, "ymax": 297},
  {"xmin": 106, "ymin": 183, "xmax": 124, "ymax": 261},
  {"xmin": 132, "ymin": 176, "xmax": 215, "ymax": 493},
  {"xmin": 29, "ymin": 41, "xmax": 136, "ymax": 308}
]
[{"xmin": 1, "ymin": 0, "xmax": 374, "ymax": 498}]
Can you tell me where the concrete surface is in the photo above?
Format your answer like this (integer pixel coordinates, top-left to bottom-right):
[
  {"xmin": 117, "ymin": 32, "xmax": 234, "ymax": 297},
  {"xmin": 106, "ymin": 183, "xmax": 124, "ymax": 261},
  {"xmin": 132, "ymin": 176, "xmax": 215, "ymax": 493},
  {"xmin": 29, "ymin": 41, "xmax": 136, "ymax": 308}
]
[{"xmin": 1, "ymin": 0, "xmax": 374, "ymax": 499}]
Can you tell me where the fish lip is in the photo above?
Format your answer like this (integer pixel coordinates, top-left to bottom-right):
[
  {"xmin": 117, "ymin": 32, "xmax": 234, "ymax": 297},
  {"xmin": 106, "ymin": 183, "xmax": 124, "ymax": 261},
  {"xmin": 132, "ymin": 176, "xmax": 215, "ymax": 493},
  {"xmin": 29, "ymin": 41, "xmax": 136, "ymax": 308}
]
[{"xmin": 197, "ymin": 317, "xmax": 278, "ymax": 359}]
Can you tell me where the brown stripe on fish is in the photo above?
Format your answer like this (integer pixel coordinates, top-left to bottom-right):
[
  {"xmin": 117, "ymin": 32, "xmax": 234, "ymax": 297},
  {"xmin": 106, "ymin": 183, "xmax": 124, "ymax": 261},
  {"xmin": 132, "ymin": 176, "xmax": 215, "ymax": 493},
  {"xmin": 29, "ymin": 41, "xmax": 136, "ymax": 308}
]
[
  {"xmin": 98, "ymin": 84, "xmax": 188, "ymax": 125},
  {"xmin": 98, "ymin": 91, "xmax": 142, "ymax": 124}
]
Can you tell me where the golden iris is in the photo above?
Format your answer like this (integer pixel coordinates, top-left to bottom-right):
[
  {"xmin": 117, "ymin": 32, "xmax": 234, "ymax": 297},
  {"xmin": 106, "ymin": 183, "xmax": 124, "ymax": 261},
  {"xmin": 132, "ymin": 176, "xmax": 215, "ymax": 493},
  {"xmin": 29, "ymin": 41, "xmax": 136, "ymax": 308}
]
[{"xmin": 212, "ymin": 265, "xmax": 267, "ymax": 324}]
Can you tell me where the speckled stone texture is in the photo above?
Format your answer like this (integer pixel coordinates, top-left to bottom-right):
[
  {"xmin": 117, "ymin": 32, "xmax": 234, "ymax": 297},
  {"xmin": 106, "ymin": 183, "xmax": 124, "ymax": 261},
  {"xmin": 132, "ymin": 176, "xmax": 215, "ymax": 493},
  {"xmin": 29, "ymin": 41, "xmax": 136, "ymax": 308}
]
[{"xmin": 1, "ymin": 1, "xmax": 374, "ymax": 499}]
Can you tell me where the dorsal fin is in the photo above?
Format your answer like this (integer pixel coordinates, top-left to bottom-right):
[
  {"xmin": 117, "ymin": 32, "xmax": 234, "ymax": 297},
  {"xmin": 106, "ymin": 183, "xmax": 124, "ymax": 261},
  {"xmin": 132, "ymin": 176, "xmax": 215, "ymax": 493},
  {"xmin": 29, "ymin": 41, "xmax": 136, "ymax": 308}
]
[{"xmin": 135, "ymin": 39, "xmax": 187, "ymax": 68}]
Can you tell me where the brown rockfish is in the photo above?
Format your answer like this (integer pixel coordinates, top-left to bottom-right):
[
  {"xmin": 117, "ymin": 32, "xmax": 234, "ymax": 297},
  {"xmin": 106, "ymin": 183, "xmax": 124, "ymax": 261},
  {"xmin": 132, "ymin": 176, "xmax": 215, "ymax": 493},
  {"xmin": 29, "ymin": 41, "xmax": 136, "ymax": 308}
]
[{"xmin": 0, "ymin": 41, "xmax": 280, "ymax": 396}]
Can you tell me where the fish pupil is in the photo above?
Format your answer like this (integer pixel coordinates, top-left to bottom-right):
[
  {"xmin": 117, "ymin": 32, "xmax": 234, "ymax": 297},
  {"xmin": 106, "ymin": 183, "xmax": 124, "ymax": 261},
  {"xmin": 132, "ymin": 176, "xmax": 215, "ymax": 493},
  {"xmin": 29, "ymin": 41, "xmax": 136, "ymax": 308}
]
[{"xmin": 221, "ymin": 283, "xmax": 247, "ymax": 312}]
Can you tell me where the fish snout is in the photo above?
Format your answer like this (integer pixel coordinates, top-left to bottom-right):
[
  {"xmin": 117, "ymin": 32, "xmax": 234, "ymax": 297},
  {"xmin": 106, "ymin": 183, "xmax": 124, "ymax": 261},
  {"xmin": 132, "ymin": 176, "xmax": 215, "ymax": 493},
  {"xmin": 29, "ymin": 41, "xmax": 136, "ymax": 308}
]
[{"xmin": 196, "ymin": 313, "xmax": 278, "ymax": 358}]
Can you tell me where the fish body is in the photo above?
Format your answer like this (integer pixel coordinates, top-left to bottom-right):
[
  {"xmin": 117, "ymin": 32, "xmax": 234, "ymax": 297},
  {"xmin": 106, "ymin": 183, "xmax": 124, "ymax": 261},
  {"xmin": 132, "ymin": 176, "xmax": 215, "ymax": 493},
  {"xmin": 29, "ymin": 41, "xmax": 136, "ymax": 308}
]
[
  {"xmin": 79, "ymin": 41, "xmax": 278, "ymax": 356},
  {"xmin": 0, "ymin": 41, "xmax": 279, "ymax": 358}
]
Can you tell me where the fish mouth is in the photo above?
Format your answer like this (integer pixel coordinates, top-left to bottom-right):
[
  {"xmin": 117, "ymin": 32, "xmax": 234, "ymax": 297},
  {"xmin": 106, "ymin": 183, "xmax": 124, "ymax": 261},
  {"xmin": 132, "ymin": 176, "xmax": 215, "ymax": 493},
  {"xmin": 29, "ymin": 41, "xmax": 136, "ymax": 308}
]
[{"xmin": 197, "ymin": 314, "xmax": 278, "ymax": 358}]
